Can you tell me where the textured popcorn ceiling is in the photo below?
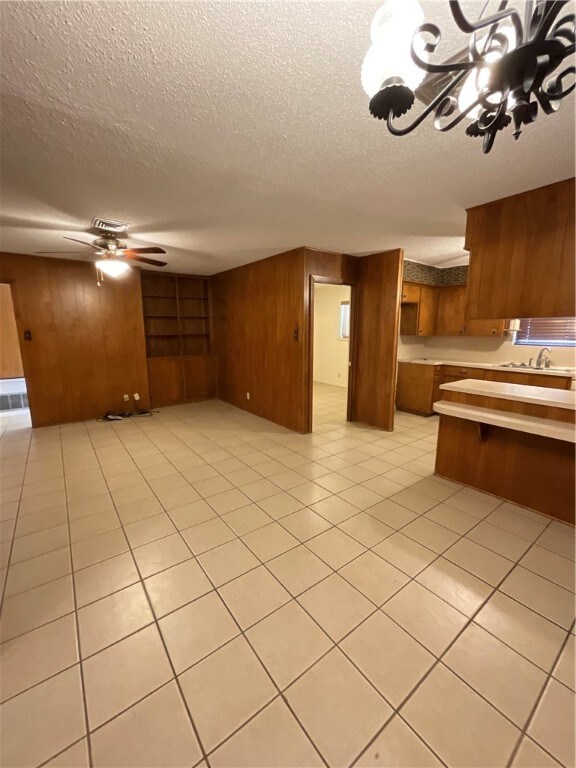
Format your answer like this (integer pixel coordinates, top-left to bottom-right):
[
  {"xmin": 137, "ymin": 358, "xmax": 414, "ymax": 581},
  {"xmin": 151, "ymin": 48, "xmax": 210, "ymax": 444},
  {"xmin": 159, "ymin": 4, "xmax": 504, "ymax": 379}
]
[{"xmin": 1, "ymin": 1, "xmax": 574, "ymax": 274}]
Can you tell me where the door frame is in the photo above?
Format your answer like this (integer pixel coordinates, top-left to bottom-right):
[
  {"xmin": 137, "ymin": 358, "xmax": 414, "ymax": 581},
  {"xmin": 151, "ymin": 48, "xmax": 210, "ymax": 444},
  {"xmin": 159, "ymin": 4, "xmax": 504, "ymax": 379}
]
[
  {"xmin": 0, "ymin": 280, "xmax": 33, "ymax": 423},
  {"xmin": 307, "ymin": 275, "xmax": 357, "ymax": 432}
]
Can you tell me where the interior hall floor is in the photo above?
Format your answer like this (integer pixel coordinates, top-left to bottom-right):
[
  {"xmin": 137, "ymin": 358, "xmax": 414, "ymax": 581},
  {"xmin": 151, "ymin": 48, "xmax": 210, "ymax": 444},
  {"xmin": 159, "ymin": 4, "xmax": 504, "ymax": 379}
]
[{"xmin": 0, "ymin": 389, "xmax": 574, "ymax": 768}]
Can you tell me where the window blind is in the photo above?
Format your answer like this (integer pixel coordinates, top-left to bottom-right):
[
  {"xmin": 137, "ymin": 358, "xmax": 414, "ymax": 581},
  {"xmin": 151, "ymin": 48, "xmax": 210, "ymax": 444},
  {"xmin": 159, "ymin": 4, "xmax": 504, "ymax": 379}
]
[
  {"xmin": 339, "ymin": 301, "xmax": 350, "ymax": 339},
  {"xmin": 514, "ymin": 317, "xmax": 576, "ymax": 347}
]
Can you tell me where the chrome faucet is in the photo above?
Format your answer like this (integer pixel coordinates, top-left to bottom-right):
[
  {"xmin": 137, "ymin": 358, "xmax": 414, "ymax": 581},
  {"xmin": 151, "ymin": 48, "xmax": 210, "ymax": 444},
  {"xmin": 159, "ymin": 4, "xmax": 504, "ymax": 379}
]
[{"xmin": 535, "ymin": 347, "xmax": 551, "ymax": 368}]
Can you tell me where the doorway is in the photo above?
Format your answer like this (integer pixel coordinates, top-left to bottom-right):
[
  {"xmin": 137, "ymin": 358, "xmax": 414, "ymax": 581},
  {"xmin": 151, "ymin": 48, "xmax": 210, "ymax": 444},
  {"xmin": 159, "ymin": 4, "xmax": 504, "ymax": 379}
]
[
  {"xmin": 0, "ymin": 283, "xmax": 31, "ymax": 429},
  {"xmin": 311, "ymin": 282, "xmax": 352, "ymax": 430}
]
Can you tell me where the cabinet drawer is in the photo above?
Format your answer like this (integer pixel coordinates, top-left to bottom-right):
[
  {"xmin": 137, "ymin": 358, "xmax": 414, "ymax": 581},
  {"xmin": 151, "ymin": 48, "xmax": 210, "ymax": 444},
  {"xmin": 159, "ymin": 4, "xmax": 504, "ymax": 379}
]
[{"xmin": 442, "ymin": 366, "xmax": 486, "ymax": 380}]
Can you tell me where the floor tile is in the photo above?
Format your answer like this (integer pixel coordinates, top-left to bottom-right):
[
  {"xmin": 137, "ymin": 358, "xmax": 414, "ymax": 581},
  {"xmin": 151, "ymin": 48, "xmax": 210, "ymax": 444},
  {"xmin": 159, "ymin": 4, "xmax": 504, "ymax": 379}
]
[
  {"xmin": 83, "ymin": 625, "xmax": 173, "ymax": 729},
  {"xmin": 159, "ymin": 591, "xmax": 239, "ymax": 673},
  {"xmin": 537, "ymin": 525, "xmax": 575, "ymax": 561},
  {"xmin": 246, "ymin": 601, "xmax": 332, "ymax": 688},
  {"xmin": 310, "ymin": 494, "xmax": 359, "ymax": 524},
  {"xmin": 241, "ymin": 522, "xmax": 298, "ymax": 561},
  {"xmin": 373, "ymin": 532, "xmax": 437, "ymax": 577},
  {"xmin": 444, "ymin": 537, "xmax": 514, "ymax": 586},
  {"xmin": 0, "ymin": 666, "xmax": 85, "ymax": 768},
  {"xmin": 416, "ymin": 558, "xmax": 492, "ymax": 617},
  {"xmin": 207, "ymin": 488, "xmax": 251, "ymax": 515},
  {"xmin": 424, "ymin": 502, "xmax": 478, "ymax": 534},
  {"xmin": 389, "ymin": 488, "xmax": 437, "ymax": 514},
  {"xmin": 72, "ymin": 529, "xmax": 129, "ymax": 570},
  {"xmin": 167, "ymin": 499, "xmax": 217, "ymax": 529},
  {"xmin": 511, "ymin": 737, "xmax": 562, "ymax": 767},
  {"xmin": 145, "ymin": 558, "xmax": 212, "ymax": 618},
  {"xmin": 520, "ymin": 545, "xmax": 575, "ymax": 593},
  {"xmin": 474, "ymin": 591, "xmax": 567, "ymax": 671},
  {"xmin": 257, "ymin": 491, "xmax": 304, "ymax": 519},
  {"xmin": 340, "ymin": 551, "xmax": 409, "ymax": 606},
  {"xmin": 402, "ymin": 664, "xmax": 519, "ymax": 767},
  {"xmin": 486, "ymin": 506, "xmax": 547, "ymax": 541},
  {"xmin": 10, "ymin": 523, "xmax": 69, "ymax": 564},
  {"xmin": 445, "ymin": 488, "xmax": 501, "ymax": 518},
  {"xmin": 402, "ymin": 517, "xmax": 460, "ymax": 554},
  {"xmin": 341, "ymin": 612, "xmax": 434, "ymax": 707},
  {"xmin": 91, "ymin": 681, "xmax": 202, "ymax": 768},
  {"xmin": 124, "ymin": 512, "xmax": 177, "ymax": 548},
  {"xmin": 45, "ymin": 738, "xmax": 90, "ymax": 768},
  {"xmin": 221, "ymin": 503, "xmax": 272, "ymax": 535},
  {"xmin": 218, "ymin": 565, "xmax": 290, "ymax": 629},
  {"xmin": 466, "ymin": 521, "xmax": 532, "ymax": 561},
  {"xmin": 74, "ymin": 551, "xmax": 139, "ymax": 607},
  {"xmin": 4, "ymin": 546, "xmax": 71, "ymax": 597},
  {"xmin": 552, "ymin": 634, "xmax": 575, "ymax": 691},
  {"xmin": 356, "ymin": 715, "xmax": 443, "ymax": 767},
  {"xmin": 286, "ymin": 648, "xmax": 392, "ymax": 767},
  {"xmin": 179, "ymin": 635, "xmax": 276, "ymax": 752},
  {"xmin": 267, "ymin": 545, "xmax": 332, "ymax": 596},
  {"xmin": 383, "ymin": 581, "xmax": 468, "ymax": 656},
  {"xmin": 209, "ymin": 698, "xmax": 323, "ymax": 767},
  {"xmin": 132, "ymin": 533, "xmax": 192, "ymax": 578},
  {"xmin": 338, "ymin": 512, "xmax": 393, "ymax": 547},
  {"xmin": 0, "ymin": 614, "xmax": 78, "ymax": 703},
  {"xmin": 443, "ymin": 623, "xmax": 547, "ymax": 726},
  {"xmin": 307, "ymin": 527, "xmax": 365, "ymax": 569},
  {"xmin": 14, "ymin": 505, "xmax": 67, "ymax": 538},
  {"xmin": 116, "ymin": 496, "xmax": 164, "ymax": 526},
  {"xmin": 198, "ymin": 538, "xmax": 260, "ymax": 586},
  {"xmin": 527, "ymin": 678, "xmax": 575, "ymax": 767},
  {"xmin": 299, "ymin": 573, "xmax": 374, "ymax": 641},
  {"xmin": 339, "ymin": 485, "xmax": 384, "ymax": 511},
  {"xmin": 500, "ymin": 566, "xmax": 575, "ymax": 629},
  {"xmin": 180, "ymin": 517, "xmax": 236, "ymax": 555},
  {"xmin": 280, "ymin": 507, "xmax": 332, "ymax": 541},
  {"xmin": 366, "ymin": 499, "xmax": 418, "ymax": 529},
  {"xmin": 0, "ymin": 575, "xmax": 74, "ymax": 641}
]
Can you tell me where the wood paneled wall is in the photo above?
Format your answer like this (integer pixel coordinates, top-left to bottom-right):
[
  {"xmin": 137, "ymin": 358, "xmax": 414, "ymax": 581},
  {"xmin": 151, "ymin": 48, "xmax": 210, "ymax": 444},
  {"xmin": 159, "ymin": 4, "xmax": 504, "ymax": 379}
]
[
  {"xmin": 351, "ymin": 249, "xmax": 404, "ymax": 430},
  {"xmin": 0, "ymin": 283, "xmax": 24, "ymax": 379},
  {"xmin": 0, "ymin": 253, "xmax": 150, "ymax": 427},
  {"xmin": 212, "ymin": 248, "xmax": 308, "ymax": 432},
  {"xmin": 212, "ymin": 246, "xmax": 402, "ymax": 433}
]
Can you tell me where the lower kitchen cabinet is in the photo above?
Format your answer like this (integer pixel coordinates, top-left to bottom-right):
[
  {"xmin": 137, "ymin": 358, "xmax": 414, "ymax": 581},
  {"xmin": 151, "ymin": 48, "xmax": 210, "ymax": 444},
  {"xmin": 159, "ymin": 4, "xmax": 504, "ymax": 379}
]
[
  {"xmin": 397, "ymin": 362, "xmax": 573, "ymax": 415},
  {"xmin": 396, "ymin": 363, "xmax": 442, "ymax": 415},
  {"xmin": 148, "ymin": 354, "xmax": 217, "ymax": 407}
]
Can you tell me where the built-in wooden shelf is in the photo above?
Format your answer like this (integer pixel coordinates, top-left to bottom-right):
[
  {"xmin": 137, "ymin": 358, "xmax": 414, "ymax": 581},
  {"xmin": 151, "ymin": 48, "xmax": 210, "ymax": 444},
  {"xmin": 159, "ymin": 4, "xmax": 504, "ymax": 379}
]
[{"xmin": 140, "ymin": 272, "xmax": 212, "ymax": 358}]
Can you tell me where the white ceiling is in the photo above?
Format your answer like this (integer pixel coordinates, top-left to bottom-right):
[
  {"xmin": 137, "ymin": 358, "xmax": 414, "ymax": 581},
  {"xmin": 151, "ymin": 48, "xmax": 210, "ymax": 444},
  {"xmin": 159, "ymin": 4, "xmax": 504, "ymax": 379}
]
[{"xmin": 1, "ymin": 1, "xmax": 574, "ymax": 274}]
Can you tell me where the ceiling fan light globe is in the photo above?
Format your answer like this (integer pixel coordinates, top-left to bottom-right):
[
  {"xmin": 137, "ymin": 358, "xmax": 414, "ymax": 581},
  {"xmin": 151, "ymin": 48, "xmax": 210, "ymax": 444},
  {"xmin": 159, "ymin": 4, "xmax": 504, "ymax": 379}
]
[{"xmin": 95, "ymin": 259, "xmax": 131, "ymax": 278}]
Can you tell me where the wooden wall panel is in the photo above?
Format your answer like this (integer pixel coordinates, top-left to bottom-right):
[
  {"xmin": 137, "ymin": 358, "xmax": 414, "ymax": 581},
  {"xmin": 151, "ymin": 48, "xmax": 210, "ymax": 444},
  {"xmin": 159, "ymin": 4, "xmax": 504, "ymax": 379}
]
[
  {"xmin": 0, "ymin": 283, "xmax": 24, "ymax": 378},
  {"xmin": 212, "ymin": 248, "xmax": 307, "ymax": 432},
  {"xmin": 351, "ymin": 249, "xmax": 403, "ymax": 430},
  {"xmin": 0, "ymin": 253, "xmax": 150, "ymax": 427}
]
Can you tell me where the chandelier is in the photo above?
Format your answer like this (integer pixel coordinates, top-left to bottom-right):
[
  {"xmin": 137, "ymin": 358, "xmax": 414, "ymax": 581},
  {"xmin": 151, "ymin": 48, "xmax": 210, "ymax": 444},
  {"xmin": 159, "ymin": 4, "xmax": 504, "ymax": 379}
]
[{"xmin": 362, "ymin": 0, "xmax": 575, "ymax": 153}]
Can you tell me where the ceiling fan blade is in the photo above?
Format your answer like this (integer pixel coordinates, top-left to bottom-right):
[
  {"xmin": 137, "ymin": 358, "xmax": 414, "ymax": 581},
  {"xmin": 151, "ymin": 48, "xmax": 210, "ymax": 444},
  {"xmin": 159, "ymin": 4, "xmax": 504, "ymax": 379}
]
[
  {"xmin": 125, "ymin": 255, "xmax": 167, "ymax": 267},
  {"xmin": 63, "ymin": 236, "xmax": 100, "ymax": 250},
  {"xmin": 36, "ymin": 250, "xmax": 88, "ymax": 254},
  {"xmin": 124, "ymin": 246, "xmax": 167, "ymax": 255}
]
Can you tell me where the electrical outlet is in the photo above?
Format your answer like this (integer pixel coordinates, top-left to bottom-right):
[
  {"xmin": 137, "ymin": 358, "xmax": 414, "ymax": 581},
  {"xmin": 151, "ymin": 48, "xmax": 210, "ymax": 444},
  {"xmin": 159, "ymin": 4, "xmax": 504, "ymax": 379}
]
[
  {"xmin": 123, "ymin": 394, "xmax": 130, "ymax": 402},
  {"xmin": 246, "ymin": 392, "xmax": 250, "ymax": 400},
  {"xmin": 134, "ymin": 393, "xmax": 140, "ymax": 401}
]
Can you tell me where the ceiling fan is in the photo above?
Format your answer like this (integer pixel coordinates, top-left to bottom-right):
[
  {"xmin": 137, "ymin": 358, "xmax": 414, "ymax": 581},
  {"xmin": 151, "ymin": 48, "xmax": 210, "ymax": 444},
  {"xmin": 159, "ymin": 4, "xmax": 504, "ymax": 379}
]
[{"xmin": 36, "ymin": 227, "xmax": 168, "ymax": 278}]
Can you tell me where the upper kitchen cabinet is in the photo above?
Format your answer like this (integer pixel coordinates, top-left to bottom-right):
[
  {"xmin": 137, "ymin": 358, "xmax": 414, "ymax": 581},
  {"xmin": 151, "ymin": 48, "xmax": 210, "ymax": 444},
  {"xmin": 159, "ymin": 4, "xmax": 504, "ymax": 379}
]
[
  {"xmin": 400, "ymin": 282, "xmax": 438, "ymax": 336},
  {"xmin": 435, "ymin": 285, "xmax": 467, "ymax": 336},
  {"xmin": 466, "ymin": 178, "xmax": 575, "ymax": 319}
]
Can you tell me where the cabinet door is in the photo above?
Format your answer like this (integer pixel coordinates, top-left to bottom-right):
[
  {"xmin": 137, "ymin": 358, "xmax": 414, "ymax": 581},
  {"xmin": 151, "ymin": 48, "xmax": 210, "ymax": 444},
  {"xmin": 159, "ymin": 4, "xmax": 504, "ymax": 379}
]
[
  {"xmin": 436, "ymin": 286, "xmax": 467, "ymax": 336},
  {"xmin": 418, "ymin": 285, "xmax": 438, "ymax": 336},
  {"xmin": 183, "ymin": 354, "xmax": 217, "ymax": 400},
  {"xmin": 147, "ymin": 358, "xmax": 184, "ymax": 407},
  {"xmin": 466, "ymin": 318, "xmax": 505, "ymax": 336},
  {"xmin": 396, "ymin": 363, "xmax": 435, "ymax": 415},
  {"xmin": 401, "ymin": 282, "xmax": 421, "ymax": 303}
]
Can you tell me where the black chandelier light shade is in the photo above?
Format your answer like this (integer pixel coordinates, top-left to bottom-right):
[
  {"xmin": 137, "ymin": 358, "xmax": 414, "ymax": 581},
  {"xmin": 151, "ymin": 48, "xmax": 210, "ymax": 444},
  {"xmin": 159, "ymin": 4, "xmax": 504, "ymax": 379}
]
[{"xmin": 363, "ymin": 0, "xmax": 575, "ymax": 153}]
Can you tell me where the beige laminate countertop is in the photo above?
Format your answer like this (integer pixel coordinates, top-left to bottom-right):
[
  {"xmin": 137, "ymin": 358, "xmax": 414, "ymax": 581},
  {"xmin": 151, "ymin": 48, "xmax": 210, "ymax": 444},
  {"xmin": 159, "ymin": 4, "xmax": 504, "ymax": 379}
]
[
  {"xmin": 399, "ymin": 358, "xmax": 575, "ymax": 379},
  {"xmin": 439, "ymin": 379, "xmax": 576, "ymax": 410}
]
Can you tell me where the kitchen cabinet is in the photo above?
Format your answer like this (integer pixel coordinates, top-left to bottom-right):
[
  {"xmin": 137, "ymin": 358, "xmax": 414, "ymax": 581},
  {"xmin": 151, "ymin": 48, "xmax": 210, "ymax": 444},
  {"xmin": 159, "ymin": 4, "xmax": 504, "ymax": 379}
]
[
  {"xmin": 435, "ymin": 285, "xmax": 468, "ymax": 336},
  {"xmin": 396, "ymin": 362, "xmax": 441, "ymax": 415},
  {"xmin": 400, "ymin": 282, "xmax": 438, "ymax": 336},
  {"xmin": 466, "ymin": 178, "xmax": 575, "ymax": 319},
  {"xmin": 396, "ymin": 362, "xmax": 573, "ymax": 415}
]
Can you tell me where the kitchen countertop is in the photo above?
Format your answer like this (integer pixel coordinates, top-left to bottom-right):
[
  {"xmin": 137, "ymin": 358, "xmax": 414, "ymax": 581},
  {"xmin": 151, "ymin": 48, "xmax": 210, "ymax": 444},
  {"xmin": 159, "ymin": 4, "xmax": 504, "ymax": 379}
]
[
  {"xmin": 439, "ymin": 379, "xmax": 576, "ymax": 410},
  {"xmin": 399, "ymin": 357, "xmax": 575, "ymax": 378}
]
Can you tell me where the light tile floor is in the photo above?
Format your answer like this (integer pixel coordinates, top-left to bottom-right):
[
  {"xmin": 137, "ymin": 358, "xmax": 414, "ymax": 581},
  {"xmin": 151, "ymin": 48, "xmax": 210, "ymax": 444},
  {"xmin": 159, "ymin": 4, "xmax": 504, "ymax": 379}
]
[{"xmin": 0, "ymin": 384, "xmax": 574, "ymax": 767}]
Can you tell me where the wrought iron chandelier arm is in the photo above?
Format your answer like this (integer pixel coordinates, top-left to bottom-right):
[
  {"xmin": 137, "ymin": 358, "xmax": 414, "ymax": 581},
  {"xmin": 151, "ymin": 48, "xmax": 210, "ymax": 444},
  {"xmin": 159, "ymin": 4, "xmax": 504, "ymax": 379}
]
[
  {"xmin": 448, "ymin": 0, "xmax": 524, "ymax": 43},
  {"xmin": 550, "ymin": 14, "xmax": 575, "ymax": 44},
  {"xmin": 386, "ymin": 70, "xmax": 468, "ymax": 136},
  {"xmin": 542, "ymin": 65, "xmax": 576, "ymax": 99},
  {"xmin": 533, "ymin": 1, "xmax": 569, "ymax": 41},
  {"xmin": 409, "ymin": 23, "xmax": 478, "ymax": 73}
]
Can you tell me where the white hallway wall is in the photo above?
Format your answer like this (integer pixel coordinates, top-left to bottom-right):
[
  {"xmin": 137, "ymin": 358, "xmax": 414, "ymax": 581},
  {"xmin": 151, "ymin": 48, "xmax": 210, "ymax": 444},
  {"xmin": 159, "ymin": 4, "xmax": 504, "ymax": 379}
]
[{"xmin": 313, "ymin": 284, "xmax": 350, "ymax": 387}]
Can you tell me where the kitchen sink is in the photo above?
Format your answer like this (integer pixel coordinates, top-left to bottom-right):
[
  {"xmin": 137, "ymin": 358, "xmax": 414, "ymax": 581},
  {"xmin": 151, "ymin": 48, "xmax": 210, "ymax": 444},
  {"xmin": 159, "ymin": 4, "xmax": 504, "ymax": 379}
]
[{"xmin": 495, "ymin": 363, "xmax": 574, "ymax": 373}]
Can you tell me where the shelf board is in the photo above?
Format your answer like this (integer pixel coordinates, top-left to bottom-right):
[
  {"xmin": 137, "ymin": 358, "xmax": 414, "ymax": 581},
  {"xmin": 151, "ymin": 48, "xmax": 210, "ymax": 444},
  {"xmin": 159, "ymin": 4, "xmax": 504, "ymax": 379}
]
[
  {"xmin": 182, "ymin": 333, "xmax": 209, "ymax": 337},
  {"xmin": 180, "ymin": 315, "xmax": 208, "ymax": 319},
  {"xmin": 179, "ymin": 296, "xmax": 208, "ymax": 301},
  {"xmin": 146, "ymin": 333, "xmax": 180, "ymax": 338},
  {"xmin": 142, "ymin": 294, "xmax": 178, "ymax": 299},
  {"xmin": 144, "ymin": 314, "xmax": 179, "ymax": 319}
]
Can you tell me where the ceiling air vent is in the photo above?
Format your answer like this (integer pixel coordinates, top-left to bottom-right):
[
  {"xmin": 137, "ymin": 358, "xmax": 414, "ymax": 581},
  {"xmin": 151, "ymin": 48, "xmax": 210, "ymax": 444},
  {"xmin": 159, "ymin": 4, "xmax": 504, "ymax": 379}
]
[{"xmin": 91, "ymin": 217, "xmax": 129, "ymax": 235}]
